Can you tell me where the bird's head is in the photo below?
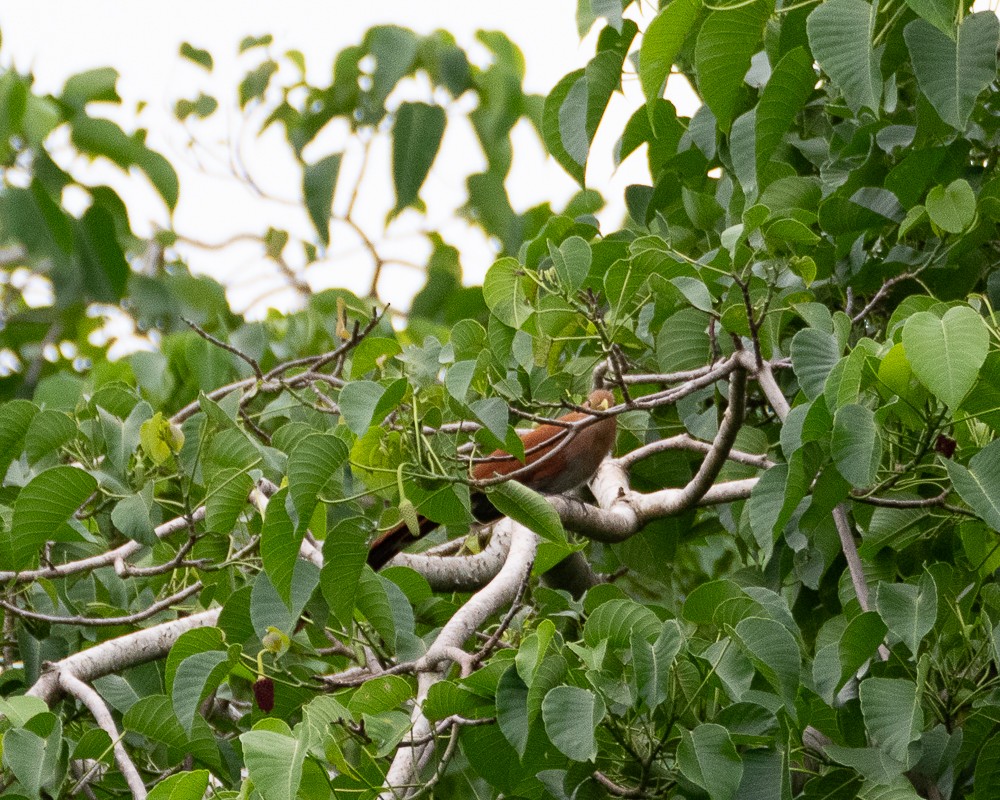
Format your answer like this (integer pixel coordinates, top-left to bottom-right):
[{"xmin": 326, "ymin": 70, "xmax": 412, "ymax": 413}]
[{"xmin": 586, "ymin": 389, "xmax": 614, "ymax": 411}]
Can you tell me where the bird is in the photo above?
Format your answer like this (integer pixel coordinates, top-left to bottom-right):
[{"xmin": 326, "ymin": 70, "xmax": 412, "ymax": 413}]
[{"xmin": 367, "ymin": 388, "xmax": 617, "ymax": 569}]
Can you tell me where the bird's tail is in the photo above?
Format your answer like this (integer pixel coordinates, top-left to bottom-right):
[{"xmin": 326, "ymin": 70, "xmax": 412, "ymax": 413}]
[{"xmin": 367, "ymin": 514, "xmax": 441, "ymax": 570}]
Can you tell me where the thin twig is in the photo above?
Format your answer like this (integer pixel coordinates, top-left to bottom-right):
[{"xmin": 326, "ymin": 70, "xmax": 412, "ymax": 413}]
[
  {"xmin": 1, "ymin": 583, "xmax": 202, "ymax": 627},
  {"xmin": 851, "ymin": 271, "xmax": 918, "ymax": 324},
  {"xmin": 183, "ymin": 317, "xmax": 263, "ymax": 381},
  {"xmin": 470, "ymin": 563, "xmax": 532, "ymax": 666},
  {"xmin": 593, "ymin": 770, "xmax": 648, "ymax": 798}
]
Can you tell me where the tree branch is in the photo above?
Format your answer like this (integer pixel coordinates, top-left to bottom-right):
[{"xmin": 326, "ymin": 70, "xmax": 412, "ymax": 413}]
[
  {"xmin": 28, "ymin": 609, "xmax": 220, "ymax": 705},
  {"xmin": 58, "ymin": 671, "xmax": 148, "ymax": 799},
  {"xmin": 379, "ymin": 520, "xmax": 537, "ymax": 798}
]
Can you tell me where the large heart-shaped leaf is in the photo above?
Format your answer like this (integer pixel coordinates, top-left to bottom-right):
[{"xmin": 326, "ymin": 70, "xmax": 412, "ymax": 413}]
[
  {"xmin": 902, "ymin": 307, "xmax": 988, "ymax": 408},
  {"xmin": 904, "ymin": 12, "xmax": 998, "ymax": 131}
]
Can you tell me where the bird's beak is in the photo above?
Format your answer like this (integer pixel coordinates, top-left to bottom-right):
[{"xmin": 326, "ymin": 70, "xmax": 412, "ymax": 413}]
[{"xmin": 598, "ymin": 399, "xmax": 610, "ymax": 410}]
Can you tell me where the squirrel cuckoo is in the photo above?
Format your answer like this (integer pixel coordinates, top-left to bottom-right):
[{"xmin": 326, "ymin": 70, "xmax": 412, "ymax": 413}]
[{"xmin": 367, "ymin": 389, "xmax": 617, "ymax": 569}]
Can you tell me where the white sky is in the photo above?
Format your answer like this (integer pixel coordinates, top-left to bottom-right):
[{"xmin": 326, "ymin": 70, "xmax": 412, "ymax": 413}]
[{"xmin": 0, "ymin": 1, "xmax": 703, "ymax": 321}]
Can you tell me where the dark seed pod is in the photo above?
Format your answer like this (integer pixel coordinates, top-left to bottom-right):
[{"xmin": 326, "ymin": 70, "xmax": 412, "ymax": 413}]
[
  {"xmin": 934, "ymin": 435, "xmax": 956, "ymax": 459},
  {"xmin": 253, "ymin": 677, "xmax": 275, "ymax": 712}
]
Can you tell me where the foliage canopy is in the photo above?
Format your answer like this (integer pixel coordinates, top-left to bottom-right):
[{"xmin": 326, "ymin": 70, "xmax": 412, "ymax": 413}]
[{"xmin": 1, "ymin": 1, "xmax": 1000, "ymax": 798}]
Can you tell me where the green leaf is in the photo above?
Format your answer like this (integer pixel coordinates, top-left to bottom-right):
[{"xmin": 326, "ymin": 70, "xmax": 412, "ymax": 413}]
[
  {"xmin": 134, "ymin": 147, "xmax": 180, "ymax": 209},
  {"xmin": 111, "ymin": 491, "xmax": 157, "ymax": 545},
  {"xmin": 756, "ymin": 47, "xmax": 815, "ymax": 180},
  {"xmin": 124, "ymin": 695, "xmax": 190, "ymax": 751},
  {"xmin": 348, "ymin": 674, "xmax": 414, "ymax": 716},
  {"xmin": 902, "ymin": 0, "xmax": 956, "ymax": 36},
  {"xmin": 483, "ymin": 257, "xmax": 533, "ymax": 328},
  {"xmin": 205, "ymin": 467, "xmax": 254, "ymax": 535},
  {"xmin": 902, "ymin": 306, "xmax": 988, "ymax": 408},
  {"xmin": 172, "ymin": 651, "xmax": 231, "ymax": 734},
  {"xmin": 147, "ymin": 770, "xmax": 210, "ymax": 800},
  {"xmin": 542, "ymin": 23, "xmax": 639, "ymax": 185},
  {"xmin": 549, "ymin": 236, "xmax": 591, "ymax": 293},
  {"xmin": 260, "ymin": 487, "xmax": 301, "ymax": 604},
  {"xmin": 859, "ymin": 678, "xmax": 921, "ymax": 763},
  {"xmin": 140, "ymin": 411, "xmax": 184, "ymax": 464},
  {"xmin": 179, "ymin": 42, "xmax": 213, "ymax": 71},
  {"xmin": 165, "ymin": 628, "xmax": 227, "ymax": 694},
  {"xmin": 632, "ymin": 620, "xmax": 683, "ymax": 710},
  {"xmin": 639, "ymin": 0, "xmax": 702, "ymax": 103},
  {"xmin": 585, "ymin": 598, "xmax": 662, "ymax": 649},
  {"xmin": 239, "ymin": 60, "xmax": 277, "ymax": 107},
  {"xmin": 365, "ymin": 26, "xmax": 419, "ymax": 110},
  {"xmin": 339, "ymin": 381, "xmax": 387, "ymax": 436},
  {"xmin": 925, "ymin": 179, "xmax": 976, "ymax": 233},
  {"xmin": 486, "ymin": 480, "xmax": 565, "ymax": 544},
  {"xmin": 727, "ymin": 123, "xmax": 761, "ymax": 203},
  {"xmin": 321, "ymin": 517, "xmax": 368, "ymax": 627},
  {"xmin": 695, "ymin": 0, "xmax": 774, "ymax": 132},
  {"xmin": 78, "ymin": 204, "xmax": 130, "ymax": 299},
  {"xmin": 354, "ymin": 571, "xmax": 407, "ymax": 650},
  {"xmin": 287, "ymin": 433, "xmax": 349, "ymax": 533},
  {"xmin": 2, "ymin": 724, "xmax": 63, "ymax": 798},
  {"xmin": 71, "ymin": 116, "xmax": 178, "ymax": 210},
  {"xmin": 765, "ymin": 217, "xmax": 820, "ymax": 247},
  {"xmin": 655, "ymin": 308, "xmax": 711, "ymax": 372},
  {"xmin": 904, "ymin": 13, "xmax": 998, "ymax": 131},
  {"xmin": 748, "ymin": 461, "xmax": 809, "ymax": 560},
  {"xmin": 3, "ymin": 466, "xmax": 97, "ymax": 570},
  {"xmin": 946, "ymin": 439, "xmax": 1000, "ymax": 530},
  {"xmin": 838, "ymin": 612, "xmax": 888, "ymax": 691},
  {"xmin": 424, "ymin": 680, "xmax": 494, "ymax": 723},
  {"xmin": 301, "ymin": 696, "xmax": 351, "ymax": 751},
  {"xmin": 303, "ymin": 153, "xmax": 341, "ymax": 246},
  {"xmin": 63, "ymin": 67, "xmax": 120, "ymax": 108},
  {"xmin": 469, "ymin": 397, "xmax": 508, "ymax": 443},
  {"xmin": 24, "ymin": 409, "xmax": 76, "ymax": 464},
  {"xmin": 250, "ymin": 560, "xmax": 318, "ymax": 641},
  {"xmin": 975, "ymin": 732, "xmax": 1000, "ymax": 800},
  {"xmin": 445, "ymin": 360, "xmax": 476, "ymax": 402},
  {"xmin": 392, "ymin": 102, "xmax": 446, "ymax": 213},
  {"xmin": 831, "ymin": 404, "xmax": 881, "ymax": 488},
  {"xmin": 0, "ymin": 697, "xmax": 48, "ymax": 727},
  {"xmin": 0, "ymin": 400, "xmax": 38, "ymax": 479},
  {"xmin": 239, "ymin": 728, "xmax": 306, "ymax": 800},
  {"xmin": 98, "ymin": 402, "xmax": 149, "ymax": 477},
  {"xmin": 176, "ymin": 93, "xmax": 218, "ymax": 120},
  {"xmin": 541, "ymin": 685, "xmax": 605, "ymax": 762},
  {"xmin": 732, "ymin": 617, "xmax": 801, "ymax": 708},
  {"xmin": 239, "ymin": 34, "xmax": 274, "ymax": 53},
  {"xmin": 824, "ymin": 745, "xmax": 907, "ymax": 783},
  {"xmin": 588, "ymin": 0, "xmax": 625, "ymax": 32},
  {"xmin": 543, "ymin": 69, "xmax": 587, "ymax": 185},
  {"xmin": 875, "ymin": 573, "xmax": 937, "ymax": 655},
  {"xmin": 807, "ymin": 0, "xmax": 881, "ymax": 114},
  {"xmin": 677, "ymin": 723, "xmax": 743, "ymax": 800},
  {"xmin": 791, "ymin": 328, "xmax": 841, "ymax": 400},
  {"xmin": 496, "ymin": 667, "xmax": 531, "ymax": 756}
]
